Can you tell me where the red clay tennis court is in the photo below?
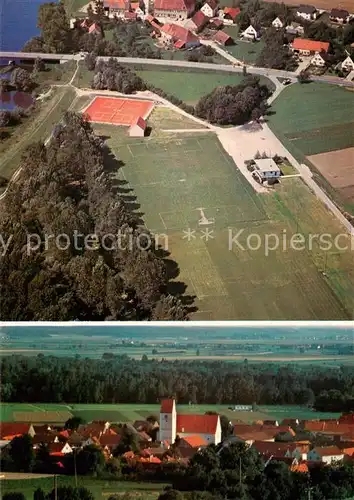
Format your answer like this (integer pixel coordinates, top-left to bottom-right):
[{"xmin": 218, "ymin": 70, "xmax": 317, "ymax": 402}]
[{"xmin": 83, "ymin": 96, "xmax": 154, "ymax": 125}]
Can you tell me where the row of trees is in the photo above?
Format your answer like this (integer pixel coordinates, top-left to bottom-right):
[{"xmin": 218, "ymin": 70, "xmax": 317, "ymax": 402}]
[
  {"xmin": 86, "ymin": 57, "xmax": 146, "ymax": 94},
  {"xmin": 195, "ymin": 76, "xmax": 270, "ymax": 125},
  {"xmin": 0, "ymin": 113, "xmax": 189, "ymax": 320},
  {"xmin": 4, "ymin": 441, "xmax": 354, "ymax": 499},
  {"xmin": 2, "ymin": 354, "xmax": 354, "ymax": 408}
]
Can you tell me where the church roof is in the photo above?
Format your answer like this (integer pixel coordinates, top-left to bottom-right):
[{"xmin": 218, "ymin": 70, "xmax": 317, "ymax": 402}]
[{"xmin": 177, "ymin": 414, "xmax": 219, "ymax": 434}]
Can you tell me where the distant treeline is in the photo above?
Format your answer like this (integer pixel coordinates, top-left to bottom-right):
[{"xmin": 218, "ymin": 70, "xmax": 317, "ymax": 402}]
[{"xmin": 2, "ymin": 355, "xmax": 354, "ymax": 411}]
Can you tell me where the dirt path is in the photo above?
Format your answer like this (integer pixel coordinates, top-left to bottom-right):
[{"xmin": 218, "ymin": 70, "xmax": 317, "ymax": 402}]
[{"xmin": 0, "ymin": 472, "xmax": 54, "ymax": 480}]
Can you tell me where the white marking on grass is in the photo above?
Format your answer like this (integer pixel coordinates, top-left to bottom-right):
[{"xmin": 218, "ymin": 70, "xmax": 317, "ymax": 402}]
[
  {"xmin": 159, "ymin": 213, "xmax": 168, "ymax": 230},
  {"xmin": 197, "ymin": 208, "xmax": 215, "ymax": 226}
]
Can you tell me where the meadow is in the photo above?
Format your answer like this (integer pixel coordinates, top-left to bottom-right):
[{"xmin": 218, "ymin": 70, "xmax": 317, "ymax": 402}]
[
  {"xmin": 268, "ymin": 83, "xmax": 354, "ymax": 158},
  {"xmin": 93, "ymin": 124, "xmax": 354, "ymax": 320},
  {"xmin": 1, "ymin": 475, "xmax": 165, "ymax": 500},
  {"xmin": 0, "ymin": 87, "xmax": 76, "ymax": 179},
  {"xmin": 268, "ymin": 82, "xmax": 354, "ymax": 213},
  {"xmin": 0, "ymin": 402, "xmax": 342, "ymax": 425}
]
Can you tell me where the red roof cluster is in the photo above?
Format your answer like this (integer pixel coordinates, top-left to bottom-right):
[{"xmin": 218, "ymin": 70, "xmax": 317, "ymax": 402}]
[{"xmin": 0, "ymin": 423, "xmax": 33, "ymax": 440}]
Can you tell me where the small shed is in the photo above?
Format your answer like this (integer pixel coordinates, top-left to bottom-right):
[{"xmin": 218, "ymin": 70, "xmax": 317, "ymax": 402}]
[{"xmin": 129, "ymin": 116, "xmax": 147, "ymax": 137}]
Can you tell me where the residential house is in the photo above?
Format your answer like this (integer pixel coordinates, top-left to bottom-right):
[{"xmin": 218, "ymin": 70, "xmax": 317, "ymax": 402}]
[
  {"xmin": 47, "ymin": 442, "xmax": 73, "ymax": 456},
  {"xmin": 337, "ymin": 442, "xmax": 354, "ymax": 457},
  {"xmin": 212, "ymin": 30, "xmax": 234, "ymax": 46},
  {"xmin": 291, "ymin": 462, "xmax": 309, "ymax": 473},
  {"xmin": 160, "ymin": 23, "xmax": 200, "ymax": 48},
  {"xmin": 209, "ymin": 18, "xmax": 223, "ymax": 29},
  {"xmin": 124, "ymin": 11, "xmax": 138, "ymax": 19},
  {"xmin": 296, "ymin": 5, "xmax": 317, "ymax": 22},
  {"xmin": 146, "ymin": 15, "xmax": 163, "ymax": 33},
  {"xmin": 263, "ymin": 420, "xmax": 279, "ymax": 427},
  {"xmin": 310, "ymin": 51, "xmax": 328, "ymax": 67},
  {"xmin": 251, "ymin": 441, "xmax": 294, "ymax": 458},
  {"xmin": 201, "ymin": 0, "xmax": 218, "ymax": 18},
  {"xmin": 222, "ymin": 7, "xmax": 240, "ymax": 23},
  {"xmin": 329, "ymin": 8, "xmax": 350, "ymax": 24},
  {"xmin": 178, "ymin": 435, "xmax": 208, "ymax": 448},
  {"xmin": 99, "ymin": 433, "xmax": 121, "ymax": 453},
  {"xmin": 291, "ymin": 39, "xmax": 330, "ymax": 56},
  {"xmin": 104, "ymin": 0, "xmax": 131, "ymax": 18},
  {"xmin": 272, "ymin": 17, "xmax": 284, "ymax": 29},
  {"xmin": 33, "ymin": 434, "xmax": 59, "ymax": 449},
  {"xmin": 307, "ymin": 446, "xmax": 344, "ymax": 464},
  {"xmin": 188, "ymin": 10, "xmax": 209, "ymax": 32},
  {"xmin": 252, "ymin": 159, "xmax": 281, "ymax": 182},
  {"xmin": 241, "ymin": 25, "xmax": 260, "ymax": 41},
  {"xmin": 88, "ymin": 23, "xmax": 102, "ymax": 35},
  {"xmin": 154, "ymin": 0, "xmax": 195, "ymax": 21},
  {"xmin": 340, "ymin": 56, "xmax": 354, "ymax": 71},
  {"xmin": 159, "ymin": 399, "xmax": 222, "ymax": 445},
  {"xmin": 340, "ymin": 413, "xmax": 354, "ymax": 424},
  {"xmin": 0, "ymin": 423, "xmax": 35, "ymax": 440},
  {"xmin": 282, "ymin": 419, "xmax": 300, "ymax": 427},
  {"xmin": 285, "ymin": 443, "xmax": 309, "ymax": 461},
  {"xmin": 285, "ymin": 22, "xmax": 304, "ymax": 36},
  {"xmin": 233, "ymin": 431, "xmax": 276, "ymax": 446}
]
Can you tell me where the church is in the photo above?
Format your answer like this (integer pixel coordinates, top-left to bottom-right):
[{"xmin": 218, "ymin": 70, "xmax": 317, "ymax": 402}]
[{"xmin": 159, "ymin": 399, "xmax": 222, "ymax": 446}]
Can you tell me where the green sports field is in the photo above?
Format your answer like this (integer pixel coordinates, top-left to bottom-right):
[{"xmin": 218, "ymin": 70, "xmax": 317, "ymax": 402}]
[
  {"xmin": 95, "ymin": 125, "xmax": 354, "ymax": 320},
  {"xmin": 0, "ymin": 403, "xmax": 342, "ymax": 425},
  {"xmin": 268, "ymin": 83, "xmax": 354, "ymax": 158}
]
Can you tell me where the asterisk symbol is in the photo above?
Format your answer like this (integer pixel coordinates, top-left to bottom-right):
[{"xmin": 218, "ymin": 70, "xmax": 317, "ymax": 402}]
[
  {"xmin": 182, "ymin": 228, "xmax": 196, "ymax": 241},
  {"xmin": 200, "ymin": 228, "xmax": 214, "ymax": 241}
]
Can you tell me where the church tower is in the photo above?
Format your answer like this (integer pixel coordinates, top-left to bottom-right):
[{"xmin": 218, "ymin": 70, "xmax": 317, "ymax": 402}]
[{"xmin": 159, "ymin": 399, "xmax": 177, "ymax": 444}]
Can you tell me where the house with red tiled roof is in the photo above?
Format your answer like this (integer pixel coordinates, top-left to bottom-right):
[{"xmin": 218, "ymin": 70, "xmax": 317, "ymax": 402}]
[
  {"xmin": 188, "ymin": 10, "xmax": 209, "ymax": 32},
  {"xmin": 0, "ymin": 423, "xmax": 35, "ymax": 441},
  {"xmin": 209, "ymin": 18, "xmax": 223, "ymax": 29},
  {"xmin": 291, "ymin": 38, "xmax": 330, "ymax": 56},
  {"xmin": 179, "ymin": 435, "xmax": 208, "ymax": 448},
  {"xmin": 339, "ymin": 413, "xmax": 354, "ymax": 424},
  {"xmin": 307, "ymin": 446, "xmax": 344, "ymax": 464},
  {"xmin": 159, "ymin": 399, "xmax": 221, "ymax": 445},
  {"xmin": 160, "ymin": 24, "xmax": 200, "ymax": 48},
  {"xmin": 99, "ymin": 433, "xmax": 121, "ymax": 451},
  {"xmin": 88, "ymin": 23, "xmax": 102, "ymax": 35},
  {"xmin": 104, "ymin": 0, "xmax": 131, "ymax": 17},
  {"xmin": 201, "ymin": 0, "xmax": 218, "ymax": 18},
  {"xmin": 222, "ymin": 7, "xmax": 240, "ymax": 23},
  {"xmin": 47, "ymin": 442, "xmax": 73, "ymax": 456},
  {"xmin": 213, "ymin": 30, "xmax": 233, "ymax": 45},
  {"xmin": 154, "ymin": 0, "xmax": 195, "ymax": 21},
  {"xmin": 290, "ymin": 462, "xmax": 309, "ymax": 473}
]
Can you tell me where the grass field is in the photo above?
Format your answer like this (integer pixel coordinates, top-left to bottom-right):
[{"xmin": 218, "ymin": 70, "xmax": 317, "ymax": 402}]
[
  {"xmin": 0, "ymin": 403, "xmax": 342, "ymax": 425},
  {"xmin": 135, "ymin": 69, "xmax": 257, "ymax": 104},
  {"xmin": 1, "ymin": 475, "xmax": 166, "ymax": 500},
  {"xmin": 147, "ymin": 106, "xmax": 208, "ymax": 131},
  {"xmin": 94, "ymin": 124, "xmax": 354, "ymax": 320},
  {"xmin": 268, "ymin": 83, "xmax": 354, "ymax": 157},
  {"xmin": 268, "ymin": 82, "xmax": 354, "ymax": 213},
  {"xmin": 0, "ymin": 87, "xmax": 76, "ymax": 179}
]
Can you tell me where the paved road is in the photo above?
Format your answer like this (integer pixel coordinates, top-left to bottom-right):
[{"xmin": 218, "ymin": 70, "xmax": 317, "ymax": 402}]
[{"xmin": 1, "ymin": 51, "xmax": 354, "ymax": 87}]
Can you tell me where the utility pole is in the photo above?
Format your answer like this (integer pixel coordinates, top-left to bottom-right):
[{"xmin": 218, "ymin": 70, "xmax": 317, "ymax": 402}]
[
  {"xmin": 74, "ymin": 448, "xmax": 78, "ymax": 487},
  {"xmin": 54, "ymin": 474, "xmax": 58, "ymax": 500}
]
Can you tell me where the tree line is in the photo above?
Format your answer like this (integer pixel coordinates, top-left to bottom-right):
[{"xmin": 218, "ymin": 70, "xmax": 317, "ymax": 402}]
[
  {"xmin": 0, "ymin": 113, "xmax": 189, "ymax": 320},
  {"xmin": 3, "ymin": 438, "xmax": 354, "ymax": 499},
  {"xmin": 2, "ymin": 355, "xmax": 354, "ymax": 409}
]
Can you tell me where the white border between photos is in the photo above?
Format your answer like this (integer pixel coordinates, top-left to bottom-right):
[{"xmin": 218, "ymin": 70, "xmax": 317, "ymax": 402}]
[{"xmin": 0, "ymin": 321, "xmax": 353, "ymax": 328}]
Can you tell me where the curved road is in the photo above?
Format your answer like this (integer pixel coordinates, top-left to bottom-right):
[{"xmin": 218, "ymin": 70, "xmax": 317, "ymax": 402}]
[{"xmin": 1, "ymin": 51, "xmax": 354, "ymax": 87}]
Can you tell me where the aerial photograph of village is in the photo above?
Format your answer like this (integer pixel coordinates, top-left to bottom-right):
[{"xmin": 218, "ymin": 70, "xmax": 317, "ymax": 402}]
[
  {"xmin": 0, "ymin": 323, "xmax": 353, "ymax": 499},
  {"xmin": 1, "ymin": 0, "xmax": 354, "ymax": 497},
  {"xmin": 0, "ymin": 0, "xmax": 354, "ymax": 321}
]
